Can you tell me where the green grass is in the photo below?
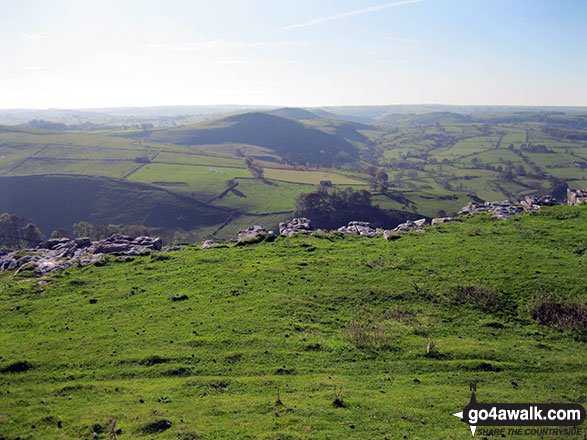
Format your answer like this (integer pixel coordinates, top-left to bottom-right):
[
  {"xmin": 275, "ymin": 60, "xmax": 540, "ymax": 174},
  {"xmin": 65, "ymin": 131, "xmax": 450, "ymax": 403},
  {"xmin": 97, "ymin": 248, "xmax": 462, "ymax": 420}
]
[
  {"xmin": 154, "ymin": 152, "xmax": 246, "ymax": 168},
  {"xmin": 262, "ymin": 169, "xmax": 364, "ymax": 185},
  {"xmin": 211, "ymin": 179, "xmax": 310, "ymax": 213},
  {"xmin": 0, "ymin": 205, "xmax": 585, "ymax": 439},
  {"xmin": 7, "ymin": 158, "xmax": 138, "ymax": 179},
  {"xmin": 128, "ymin": 163, "xmax": 253, "ymax": 196}
]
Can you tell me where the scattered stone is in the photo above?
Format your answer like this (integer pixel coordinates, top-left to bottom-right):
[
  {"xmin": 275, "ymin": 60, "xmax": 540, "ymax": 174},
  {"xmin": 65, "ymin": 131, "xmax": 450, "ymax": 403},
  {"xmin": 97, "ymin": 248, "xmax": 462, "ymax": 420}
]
[
  {"xmin": 89, "ymin": 299, "xmax": 98, "ymax": 305},
  {"xmin": 0, "ymin": 234, "xmax": 165, "ymax": 275},
  {"xmin": 431, "ymin": 217, "xmax": 454, "ymax": 226},
  {"xmin": 568, "ymin": 188, "xmax": 587, "ymax": 206},
  {"xmin": 237, "ymin": 225, "xmax": 268, "ymax": 241},
  {"xmin": 279, "ymin": 218, "xmax": 313, "ymax": 237},
  {"xmin": 457, "ymin": 196, "xmax": 557, "ymax": 220},
  {"xmin": 338, "ymin": 221, "xmax": 379, "ymax": 237},
  {"xmin": 390, "ymin": 218, "xmax": 428, "ymax": 233},
  {"xmin": 163, "ymin": 246, "xmax": 184, "ymax": 252},
  {"xmin": 201, "ymin": 240, "xmax": 217, "ymax": 250}
]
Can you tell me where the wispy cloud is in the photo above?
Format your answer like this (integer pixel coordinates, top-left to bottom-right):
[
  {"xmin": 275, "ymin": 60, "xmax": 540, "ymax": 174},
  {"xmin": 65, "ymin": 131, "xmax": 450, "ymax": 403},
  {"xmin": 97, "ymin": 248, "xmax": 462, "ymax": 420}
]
[{"xmin": 283, "ymin": 0, "xmax": 423, "ymax": 30}]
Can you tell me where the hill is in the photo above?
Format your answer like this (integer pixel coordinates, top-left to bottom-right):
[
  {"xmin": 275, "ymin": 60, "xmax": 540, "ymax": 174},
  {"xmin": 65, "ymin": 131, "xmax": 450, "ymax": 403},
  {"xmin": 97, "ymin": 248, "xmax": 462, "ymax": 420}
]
[
  {"xmin": 147, "ymin": 112, "xmax": 360, "ymax": 165},
  {"xmin": 0, "ymin": 175, "xmax": 231, "ymax": 235},
  {"xmin": 268, "ymin": 108, "xmax": 324, "ymax": 121},
  {"xmin": 376, "ymin": 111, "xmax": 471, "ymax": 126},
  {"xmin": 0, "ymin": 204, "xmax": 585, "ymax": 439}
]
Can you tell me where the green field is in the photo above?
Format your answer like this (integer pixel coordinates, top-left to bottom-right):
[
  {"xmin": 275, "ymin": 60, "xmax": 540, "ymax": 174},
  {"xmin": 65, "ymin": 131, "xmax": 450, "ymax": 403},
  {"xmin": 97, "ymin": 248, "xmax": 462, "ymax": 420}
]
[
  {"xmin": 211, "ymin": 179, "xmax": 313, "ymax": 214},
  {"xmin": 128, "ymin": 164, "xmax": 253, "ymax": 196},
  {"xmin": 1, "ymin": 109, "xmax": 586, "ymax": 240},
  {"xmin": 0, "ymin": 205, "xmax": 585, "ymax": 439}
]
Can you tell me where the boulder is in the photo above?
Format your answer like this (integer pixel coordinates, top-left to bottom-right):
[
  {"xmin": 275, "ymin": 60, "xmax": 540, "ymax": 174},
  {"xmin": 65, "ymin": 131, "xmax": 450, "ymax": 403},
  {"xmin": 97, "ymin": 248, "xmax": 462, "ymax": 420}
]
[
  {"xmin": 568, "ymin": 188, "xmax": 587, "ymax": 206},
  {"xmin": 237, "ymin": 225, "xmax": 268, "ymax": 242},
  {"xmin": 279, "ymin": 218, "xmax": 313, "ymax": 237},
  {"xmin": 201, "ymin": 240, "xmax": 217, "ymax": 250},
  {"xmin": 431, "ymin": 217, "xmax": 454, "ymax": 226},
  {"xmin": 338, "ymin": 221, "xmax": 378, "ymax": 237}
]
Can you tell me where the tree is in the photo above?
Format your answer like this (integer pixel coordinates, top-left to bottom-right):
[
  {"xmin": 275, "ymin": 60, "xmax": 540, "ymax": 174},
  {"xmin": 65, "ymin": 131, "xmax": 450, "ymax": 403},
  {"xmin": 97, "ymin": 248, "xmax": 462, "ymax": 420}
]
[
  {"xmin": 294, "ymin": 188, "xmax": 391, "ymax": 230},
  {"xmin": 50, "ymin": 229, "xmax": 71, "ymax": 239},
  {"xmin": 0, "ymin": 214, "xmax": 44, "ymax": 249},
  {"xmin": 73, "ymin": 221, "xmax": 95, "ymax": 239},
  {"xmin": 365, "ymin": 165, "xmax": 377, "ymax": 177}
]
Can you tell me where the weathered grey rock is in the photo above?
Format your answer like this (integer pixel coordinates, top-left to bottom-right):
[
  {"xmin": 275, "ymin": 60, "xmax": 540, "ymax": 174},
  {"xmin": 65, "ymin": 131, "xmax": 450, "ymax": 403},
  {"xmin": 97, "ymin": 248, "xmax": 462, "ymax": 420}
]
[
  {"xmin": 93, "ymin": 243, "xmax": 132, "ymax": 254},
  {"xmin": 338, "ymin": 221, "xmax": 378, "ymax": 237},
  {"xmin": 390, "ymin": 218, "xmax": 428, "ymax": 233},
  {"xmin": 1, "ymin": 234, "xmax": 166, "ymax": 275},
  {"xmin": 413, "ymin": 218, "xmax": 427, "ymax": 227},
  {"xmin": 568, "ymin": 188, "xmax": 587, "ymax": 206},
  {"xmin": 279, "ymin": 218, "xmax": 313, "ymax": 237},
  {"xmin": 74, "ymin": 237, "xmax": 91, "ymax": 248},
  {"xmin": 431, "ymin": 217, "xmax": 454, "ymax": 226},
  {"xmin": 237, "ymin": 225, "xmax": 268, "ymax": 241},
  {"xmin": 164, "ymin": 246, "xmax": 185, "ymax": 252},
  {"xmin": 201, "ymin": 240, "xmax": 217, "ymax": 250},
  {"xmin": 37, "ymin": 238, "xmax": 70, "ymax": 250}
]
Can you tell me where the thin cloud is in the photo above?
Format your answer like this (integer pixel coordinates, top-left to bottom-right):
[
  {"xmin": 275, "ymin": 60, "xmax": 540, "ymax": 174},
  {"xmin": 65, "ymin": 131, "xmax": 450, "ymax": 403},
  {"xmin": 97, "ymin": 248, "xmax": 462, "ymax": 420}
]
[{"xmin": 284, "ymin": 0, "xmax": 423, "ymax": 30}]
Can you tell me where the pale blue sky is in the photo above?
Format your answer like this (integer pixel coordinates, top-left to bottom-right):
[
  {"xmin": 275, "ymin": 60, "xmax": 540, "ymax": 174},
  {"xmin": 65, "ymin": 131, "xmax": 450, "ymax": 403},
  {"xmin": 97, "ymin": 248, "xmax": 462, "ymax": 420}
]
[{"xmin": 1, "ymin": 0, "xmax": 585, "ymax": 108}]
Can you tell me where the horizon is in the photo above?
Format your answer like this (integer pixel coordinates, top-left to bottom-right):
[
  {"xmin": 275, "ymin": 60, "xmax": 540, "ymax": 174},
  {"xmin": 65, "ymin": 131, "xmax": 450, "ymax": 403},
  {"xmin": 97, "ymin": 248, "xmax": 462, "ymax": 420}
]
[
  {"xmin": 2, "ymin": 103, "xmax": 587, "ymax": 112},
  {"xmin": 1, "ymin": 0, "xmax": 586, "ymax": 109}
]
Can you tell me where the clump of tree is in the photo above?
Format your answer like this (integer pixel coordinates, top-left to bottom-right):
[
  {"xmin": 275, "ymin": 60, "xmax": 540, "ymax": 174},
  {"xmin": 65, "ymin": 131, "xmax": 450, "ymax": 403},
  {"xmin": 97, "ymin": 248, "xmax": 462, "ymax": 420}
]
[
  {"xmin": 294, "ymin": 188, "xmax": 402, "ymax": 230},
  {"xmin": 365, "ymin": 166, "xmax": 390, "ymax": 193},
  {"xmin": 0, "ymin": 213, "xmax": 44, "ymax": 249},
  {"xmin": 225, "ymin": 178, "xmax": 237, "ymax": 189},
  {"xmin": 245, "ymin": 157, "xmax": 264, "ymax": 179}
]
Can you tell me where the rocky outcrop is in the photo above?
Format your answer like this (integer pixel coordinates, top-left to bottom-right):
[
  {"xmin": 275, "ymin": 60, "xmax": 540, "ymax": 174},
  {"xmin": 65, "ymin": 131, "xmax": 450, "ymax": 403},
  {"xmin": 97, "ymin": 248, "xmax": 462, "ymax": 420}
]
[
  {"xmin": 237, "ymin": 225, "xmax": 276, "ymax": 242},
  {"xmin": 279, "ymin": 218, "xmax": 313, "ymax": 237},
  {"xmin": 390, "ymin": 218, "xmax": 428, "ymax": 233},
  {"xmin": 0, "ymin": 234, "xmax": 166, "ymax": 275},
  {"xmin": 458, "ymin": 195, "xmax": 559, "ymax": 220},
  {"xmin": 431, "ymin": 217, "xmax": 455, "ymax": 226},
  {"xmin": 568, "ymin": 188, "xmax": 587, "ymax": 206},
  {"xmin": 337, "ymin": 221, "xmax": 382, "ymax": 238},
  {"xmin": 201, "ymin": 240, "xmax": 218, "ymax": 250}
]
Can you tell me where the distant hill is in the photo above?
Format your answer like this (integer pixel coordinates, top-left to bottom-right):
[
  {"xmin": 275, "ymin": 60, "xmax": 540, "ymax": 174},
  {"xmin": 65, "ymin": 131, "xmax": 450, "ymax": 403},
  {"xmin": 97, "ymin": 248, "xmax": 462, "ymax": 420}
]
[
  {"xmin": 0, "ymin": 175, "xmax": 230, "ymax": 235},
  {"xmin": 376, "ymin": 111, "xmax": 471, "ymax": 126},
  {"xmin": 148, "ymin": 112, "xmax": 359, "ymax": 165},
  {"xmin": 268, "ymin": 108, "xmax": 323, "ymax": 121}
]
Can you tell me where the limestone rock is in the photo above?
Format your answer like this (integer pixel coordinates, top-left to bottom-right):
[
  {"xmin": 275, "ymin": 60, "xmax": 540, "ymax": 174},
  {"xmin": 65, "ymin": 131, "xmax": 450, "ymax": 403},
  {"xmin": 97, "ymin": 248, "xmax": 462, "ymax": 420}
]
[
  {"xmin": 237, "ymin": 225, "xmax": 268, "ymax": 242},
  {"xmin": 568, "ymin": 188, "xmax": 587, "ymax": 206},
  {"xmin": 279, "ymin": 218, "xmax": 313, "ymax": 237},
  {"xmin": 201, "ymin": 240, "xmax": 217, "ymax": 250},
  {"xmin": 431, "ymin": 217, "xmax": 454, "ymax": 226}
]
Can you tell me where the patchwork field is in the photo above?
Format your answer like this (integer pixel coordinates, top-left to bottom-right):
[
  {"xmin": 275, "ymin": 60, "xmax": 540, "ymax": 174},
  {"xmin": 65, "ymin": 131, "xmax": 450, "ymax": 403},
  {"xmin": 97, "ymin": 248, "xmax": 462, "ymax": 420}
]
[{"xmin": 1, "ymin": 110, "xmax": 586, "ymax": 241}]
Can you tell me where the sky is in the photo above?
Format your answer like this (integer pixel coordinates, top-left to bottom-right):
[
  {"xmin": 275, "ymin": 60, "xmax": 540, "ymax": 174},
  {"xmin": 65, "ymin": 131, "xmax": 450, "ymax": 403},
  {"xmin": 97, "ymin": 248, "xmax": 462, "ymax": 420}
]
[{"xmin": 0, "ymin": 0, "xmax": 586, "ymax": 109}]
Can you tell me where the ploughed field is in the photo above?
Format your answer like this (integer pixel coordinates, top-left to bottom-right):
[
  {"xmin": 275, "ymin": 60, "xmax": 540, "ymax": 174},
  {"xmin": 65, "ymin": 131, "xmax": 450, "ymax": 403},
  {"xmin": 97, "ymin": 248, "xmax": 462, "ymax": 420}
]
[{"xmin": 0, "ymin": 205, "xmax": 585, "ymax": 439}]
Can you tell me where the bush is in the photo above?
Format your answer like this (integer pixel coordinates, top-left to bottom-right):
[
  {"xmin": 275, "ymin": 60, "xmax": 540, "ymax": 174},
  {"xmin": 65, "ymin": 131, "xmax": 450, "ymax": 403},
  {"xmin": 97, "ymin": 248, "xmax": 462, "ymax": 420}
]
[
  {"xmin": 449, "ymin": 285, "xmax": 502, "ymax": 312},
  {"xmin": 529, "ymin": 294, "xmax": 586, "ymax": 331},
  {"xmin": 344, "ymin": 321, "xmax": 394, "ymax": 350}
]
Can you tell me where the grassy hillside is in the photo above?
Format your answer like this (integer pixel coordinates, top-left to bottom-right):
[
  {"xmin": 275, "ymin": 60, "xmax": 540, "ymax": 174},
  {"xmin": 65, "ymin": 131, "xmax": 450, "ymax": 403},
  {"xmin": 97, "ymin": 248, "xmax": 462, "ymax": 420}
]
[
  {"xmin": 146, "ymin": 112, "xmax": 360, "ymax": 165},
  {"xmin": 0, "ymin": 175, "xmax": 231, "ymax": 235},
  {"xmin": 0, "ymin": 205, "xmax": 585, "ymax": 439}
]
